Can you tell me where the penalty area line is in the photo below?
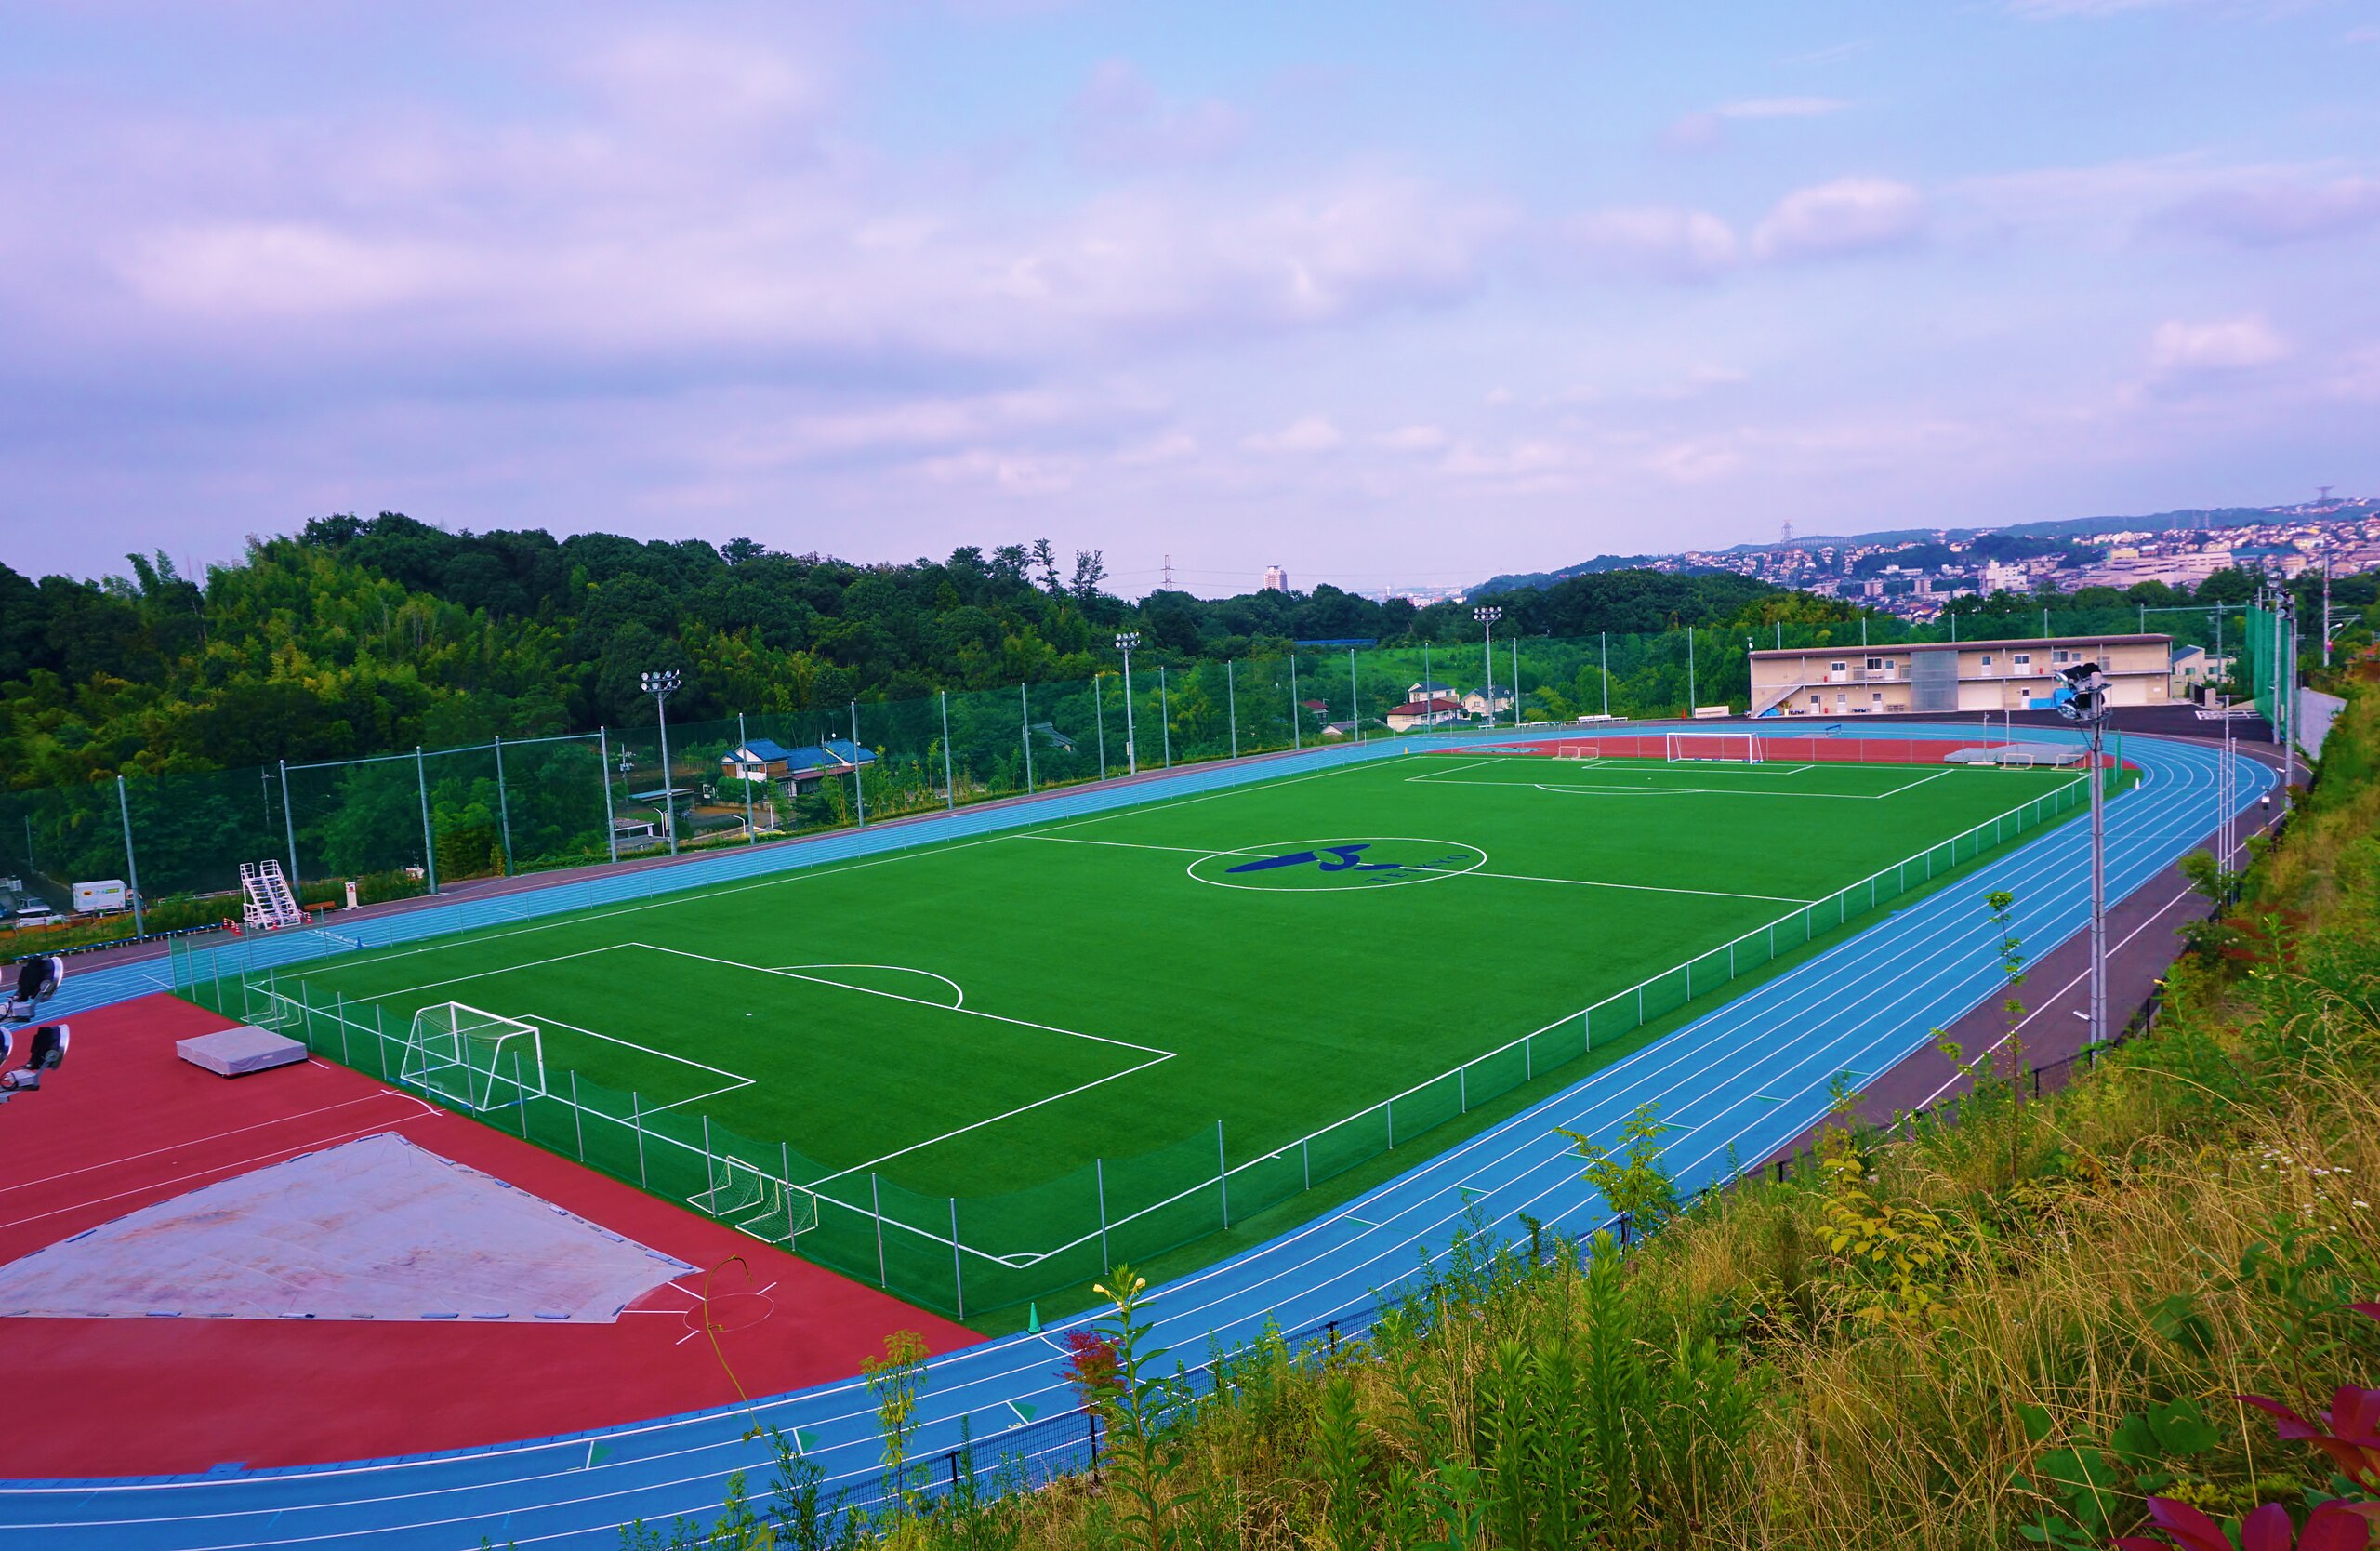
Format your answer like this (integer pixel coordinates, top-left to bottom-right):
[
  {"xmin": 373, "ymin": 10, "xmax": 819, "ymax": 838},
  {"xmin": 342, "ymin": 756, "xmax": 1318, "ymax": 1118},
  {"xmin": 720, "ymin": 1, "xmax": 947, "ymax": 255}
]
[{"xmin": 798, "ymin": 1050, "xmax": 1176, "ymax": 1193}]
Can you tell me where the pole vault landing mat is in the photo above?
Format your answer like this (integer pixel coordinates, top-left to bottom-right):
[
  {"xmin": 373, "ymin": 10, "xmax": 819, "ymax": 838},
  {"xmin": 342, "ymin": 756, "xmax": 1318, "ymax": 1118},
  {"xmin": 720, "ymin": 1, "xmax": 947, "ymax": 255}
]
[{"xmin": 0, "ymin": 1132, "xmax": 694, "ymax": 1321}]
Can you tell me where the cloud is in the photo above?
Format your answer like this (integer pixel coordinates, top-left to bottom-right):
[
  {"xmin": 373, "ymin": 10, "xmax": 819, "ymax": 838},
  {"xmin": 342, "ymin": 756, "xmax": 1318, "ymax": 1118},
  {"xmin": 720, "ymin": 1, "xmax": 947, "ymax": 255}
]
[
  {"xmin": 1662, "ymin": 95, "xmax": 1849, "ymax": 151},
  {"xmin": 1567, "ymin": 205, "xmax": 1740, "ymax": 280},
  {"xmin": 1719, "ymin": 96, "xmax": 1853, "ymax": 120},
  {"xmin": 1068, "ymin": 60, "xmax": 1249, "ymax": 170},
  {"xmin": 1243, "ymin": 417, "xmax": 1342, "ymax": 453},
  {"xmin": 2154, "ymin": 177, "xmax": 2380, "ymax": 245},
  {"xmin": 2148, "ymin": 313, "xmax": 2291, "ymax": 374},
  {"xmin": 1375, "ymin": 424, "xmax": 1448, "ymax": 451},
  {"xmin": 1751, "ymin": 177, "xmax": 1927, "ymax": 260}
]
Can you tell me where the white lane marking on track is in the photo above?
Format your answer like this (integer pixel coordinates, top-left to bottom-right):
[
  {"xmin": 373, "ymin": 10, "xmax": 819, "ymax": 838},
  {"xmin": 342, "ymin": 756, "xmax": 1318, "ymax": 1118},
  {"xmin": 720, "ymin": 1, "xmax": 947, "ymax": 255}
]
[
  {"xmin": 0, "ymin": 1090, "xmax": 438, "ymax": 1197},
  {"xmin": 1909, "ymin": 879, "xmax": 2205, "ymax": 1111}
]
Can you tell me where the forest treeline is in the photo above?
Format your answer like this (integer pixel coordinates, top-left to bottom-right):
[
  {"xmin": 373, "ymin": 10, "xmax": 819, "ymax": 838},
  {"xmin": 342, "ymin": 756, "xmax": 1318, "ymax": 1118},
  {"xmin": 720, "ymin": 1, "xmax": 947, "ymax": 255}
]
[
  {"xmin": 0, "ymin": 514, "xmax": 1848, "ymax": 789},
  {"xmin": 0, "ymin": 510, "xmax": 2336, "ymax": 792}
]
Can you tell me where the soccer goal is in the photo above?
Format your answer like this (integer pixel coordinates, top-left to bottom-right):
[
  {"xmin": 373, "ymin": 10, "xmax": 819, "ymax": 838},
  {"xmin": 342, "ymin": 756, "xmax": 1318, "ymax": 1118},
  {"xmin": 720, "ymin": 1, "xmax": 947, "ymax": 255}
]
[
  {"xmin": 1664, "ymin": 731, "xmax": 1763, "ymax": 763},
  {"xmin": 690, "ymin": 1155, "xmax": 818, "ymax": 1243},
  {"xmin": 1552, "ymin": 742, "xmax": 1607, "ymax": 761},
  {"xmin": 399, "ymin": 1001, "xmax": 546, "ymax": 1112}
]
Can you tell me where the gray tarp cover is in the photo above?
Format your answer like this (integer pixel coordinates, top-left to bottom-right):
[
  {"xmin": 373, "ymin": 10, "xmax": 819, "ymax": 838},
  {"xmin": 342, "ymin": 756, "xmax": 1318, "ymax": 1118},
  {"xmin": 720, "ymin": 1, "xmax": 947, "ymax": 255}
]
[{"xmin": 0, "ymin": 1132, "xmax": 694, "ymax": 1321}]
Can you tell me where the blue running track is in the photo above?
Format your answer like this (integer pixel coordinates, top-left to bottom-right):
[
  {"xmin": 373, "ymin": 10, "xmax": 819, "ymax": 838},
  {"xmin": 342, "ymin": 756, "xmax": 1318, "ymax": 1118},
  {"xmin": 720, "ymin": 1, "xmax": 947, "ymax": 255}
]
[{"xmin": 0, "ymin": 722, "xmax": 2271, "ymax": 1549}]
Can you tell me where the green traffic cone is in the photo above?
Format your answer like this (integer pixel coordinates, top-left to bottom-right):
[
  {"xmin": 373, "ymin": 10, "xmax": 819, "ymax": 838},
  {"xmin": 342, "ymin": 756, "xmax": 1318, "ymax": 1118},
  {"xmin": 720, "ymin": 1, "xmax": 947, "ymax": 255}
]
[{"xmin": 1027, "ymin": 1302, "xmax": 1041, "ymax": 1333}]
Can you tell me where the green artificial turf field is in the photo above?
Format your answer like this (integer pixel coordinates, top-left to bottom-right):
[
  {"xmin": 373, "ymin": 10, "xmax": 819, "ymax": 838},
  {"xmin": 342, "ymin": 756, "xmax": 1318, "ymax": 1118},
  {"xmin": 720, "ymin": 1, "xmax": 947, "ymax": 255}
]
[{"xmin": 204, "ymin": 748, "xmax": 2091, "ymax": 1316}]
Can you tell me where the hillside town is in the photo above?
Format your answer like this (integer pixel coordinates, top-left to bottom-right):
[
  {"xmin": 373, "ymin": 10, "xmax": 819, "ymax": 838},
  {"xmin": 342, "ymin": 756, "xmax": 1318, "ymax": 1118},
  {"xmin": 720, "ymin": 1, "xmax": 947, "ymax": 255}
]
[
  {"xmin": 1607, "ymin": 497, "xmax": 2380, "ymax": 622},
  {"xmin": 1440, "ymin": 497, "xmax": 2380, "ymax": 617}
]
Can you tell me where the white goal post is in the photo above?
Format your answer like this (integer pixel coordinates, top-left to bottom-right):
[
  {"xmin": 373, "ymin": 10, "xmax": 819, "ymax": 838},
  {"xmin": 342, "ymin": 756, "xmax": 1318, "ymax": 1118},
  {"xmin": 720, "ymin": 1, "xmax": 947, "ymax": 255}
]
[
  {"xmin": 1664, "ymin": 731, "xmax": 1764, "ymax": 763},
  {"xmin": 399, "ymin": 1001, "xmax": 546, "ymax": 1112}
]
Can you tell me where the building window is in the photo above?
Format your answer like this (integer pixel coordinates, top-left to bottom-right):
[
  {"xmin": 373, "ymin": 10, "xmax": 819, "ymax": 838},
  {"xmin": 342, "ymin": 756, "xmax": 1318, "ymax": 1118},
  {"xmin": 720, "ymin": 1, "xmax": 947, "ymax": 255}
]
[
  {"xmin": 1866, "ymin": 656, "xmax": 1884, "ymax": 669},
  {"xmin": 1831, "ymin": 661, "xmax": 1846, "ymax": 673},
  {"xmin": 1810, "ymin": 694, "xmax": 1821, "ymax": 706},
  {"xmin": 2014, "ymin": 653, "xmax": 2031, "ymax": 667},
  {"xmin": 2053, "ymin": 649, "xmax": 2069, "ymax": 664},
  {"xmin": 1871, "ymin": 692, "xmax": 1884, "ymax": 703},
  {"xmin": 1981, "ymin": 655, "xmax": 1993, "ymax": 667}
]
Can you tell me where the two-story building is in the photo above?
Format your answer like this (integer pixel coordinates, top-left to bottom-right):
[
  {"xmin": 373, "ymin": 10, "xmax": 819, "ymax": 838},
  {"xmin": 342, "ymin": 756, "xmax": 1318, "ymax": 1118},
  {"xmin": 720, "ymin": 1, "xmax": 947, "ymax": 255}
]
[{"xmin": 1749, "ymin": 634, "xmax": 2175, "ymax": 717}]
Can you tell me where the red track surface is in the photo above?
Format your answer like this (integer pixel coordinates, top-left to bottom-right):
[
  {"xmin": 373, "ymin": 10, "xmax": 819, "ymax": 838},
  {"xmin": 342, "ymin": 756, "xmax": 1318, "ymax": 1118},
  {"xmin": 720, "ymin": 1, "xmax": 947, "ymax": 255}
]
[{"xmin": 0, "ymin": 994, "xmax": 977, "ymax": 1479}]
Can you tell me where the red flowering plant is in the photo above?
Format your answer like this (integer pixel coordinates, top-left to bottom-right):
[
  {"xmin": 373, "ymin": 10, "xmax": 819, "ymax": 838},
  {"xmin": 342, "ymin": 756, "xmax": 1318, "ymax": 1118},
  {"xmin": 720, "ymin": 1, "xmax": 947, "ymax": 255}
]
[
  {"xmin": 1061, "ymin": 1326, "xmax": 1121, "ymax": 1415},
  {"xmin": 2114, "ymin": 1305, "xmax": 2380, "ymax": 1551}
]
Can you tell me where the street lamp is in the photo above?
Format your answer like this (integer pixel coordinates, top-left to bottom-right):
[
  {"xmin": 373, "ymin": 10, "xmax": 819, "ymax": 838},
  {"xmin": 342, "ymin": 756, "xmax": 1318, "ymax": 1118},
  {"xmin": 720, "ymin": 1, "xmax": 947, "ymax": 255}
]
[
  {"xmin": 1116, "ymin": 632, "xmax": 1142, "ymax": 776},
  {"xmin": 641, "ymin": 669, "xmax": 682, "ymax": 855},
  {"xmin": 1474, "ymin": 606, "xmax": 1501, "ymax": 725},
  {"xmin": 2056, "ymin": 660, "xmax": 2110, "ymax": 1048}
]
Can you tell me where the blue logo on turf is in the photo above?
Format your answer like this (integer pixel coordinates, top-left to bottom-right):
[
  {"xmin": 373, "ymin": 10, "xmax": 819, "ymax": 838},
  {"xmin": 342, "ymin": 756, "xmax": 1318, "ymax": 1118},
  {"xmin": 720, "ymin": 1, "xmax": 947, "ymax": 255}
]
[{"xmin": 1227, "ymin": 843, "xmax": 1405, "ymax": 875}]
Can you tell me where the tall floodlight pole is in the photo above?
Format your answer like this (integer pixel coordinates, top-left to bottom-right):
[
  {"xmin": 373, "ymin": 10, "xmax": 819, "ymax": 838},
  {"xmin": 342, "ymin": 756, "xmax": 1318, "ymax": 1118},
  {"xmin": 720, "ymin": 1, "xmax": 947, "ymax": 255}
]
[
  {"xmin": 2056, "ymin": 660, "xmax": 2111, "ymax": 1048},
  {"xmin": 2219, "ymin": 692, "xmax": 2235, "ymax": 871},
  {"xmin": 1474, "ymin": 605, "xmax": 1501, "ymax": 727},
  {"xmin": 1116, "ymin": 632, "xmax": 1141, "ymax": 776},
  {"xmin": 1601, "ymin": 630, "xmax": 1609, "ymax": 718},
  {"xmin": 641, "ymin": 669, "xmax": 682, "ymax": 855}
]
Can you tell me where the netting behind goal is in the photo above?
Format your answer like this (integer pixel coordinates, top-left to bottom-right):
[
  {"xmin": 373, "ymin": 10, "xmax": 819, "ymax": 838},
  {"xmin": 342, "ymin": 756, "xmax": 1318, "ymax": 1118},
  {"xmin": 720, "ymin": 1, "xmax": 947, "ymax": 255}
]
[
  {"xmin": 400, "ymin": 1001, "xmax": 546, "ymax": 1112},
  {"xmin": 1664, "ymin": 732, "xmax": 1762, "ymax": 763}
]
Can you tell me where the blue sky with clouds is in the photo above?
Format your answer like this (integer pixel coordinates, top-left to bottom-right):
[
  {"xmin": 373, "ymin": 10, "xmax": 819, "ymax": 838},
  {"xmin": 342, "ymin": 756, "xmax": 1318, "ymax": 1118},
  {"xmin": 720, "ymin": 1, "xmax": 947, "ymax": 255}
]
[{"xmin": 3, "ymin": 0, "xmax": 2375, "ymax": 594}]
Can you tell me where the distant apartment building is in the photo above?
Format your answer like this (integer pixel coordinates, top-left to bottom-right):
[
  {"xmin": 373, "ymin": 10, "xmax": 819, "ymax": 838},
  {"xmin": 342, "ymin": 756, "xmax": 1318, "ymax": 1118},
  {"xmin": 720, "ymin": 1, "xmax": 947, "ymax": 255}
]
[
  {"xmin": 1749, "ymin": 634, "xmax": 2175, "ymax": 717},
  {"xmin": 1262, "ymin": 565, "xmax": 1289, "ymax": 592}
]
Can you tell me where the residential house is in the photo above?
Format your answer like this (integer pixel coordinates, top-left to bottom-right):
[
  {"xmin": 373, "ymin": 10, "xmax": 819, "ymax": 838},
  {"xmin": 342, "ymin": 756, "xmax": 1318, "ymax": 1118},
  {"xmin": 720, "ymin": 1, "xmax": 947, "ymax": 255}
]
[
  {"xmin": 1462, "ymin": 685, "xmax": 1514, "ymax": 718},
  {"xmin": 2168, "ymin": 644, "xmax": 2232, "ymax": 699},
  {"xmin": 1385, "ymin": 696, "xmax": 1465, "ymax": 732}
]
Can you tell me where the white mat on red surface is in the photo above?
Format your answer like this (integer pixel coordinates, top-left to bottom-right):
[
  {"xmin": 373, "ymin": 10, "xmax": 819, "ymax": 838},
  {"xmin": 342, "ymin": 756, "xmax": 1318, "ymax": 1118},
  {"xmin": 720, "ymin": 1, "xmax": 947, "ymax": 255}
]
[
  {"xmin": 0, "ymin": 1132, "xmax": 693, "ymax": 1321},
  {"xmin": 176, "ymin": 1025, "xmax": 307, "ymax": 1076}
]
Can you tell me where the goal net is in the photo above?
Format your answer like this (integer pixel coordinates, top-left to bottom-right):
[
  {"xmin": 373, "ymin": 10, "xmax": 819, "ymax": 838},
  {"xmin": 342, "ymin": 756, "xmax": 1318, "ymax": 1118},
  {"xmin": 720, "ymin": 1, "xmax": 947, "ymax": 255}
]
[
  {"xmin": 1552, "ymin": 742, "xmax": 1607, "ymax": 761},
  {"xmin": 399, "ymin": 1001, "xmax": 545, "ymax": 1112},
  {"xmin": 1664, "ymin": 732, "xmax": 1763, "ymax": 763},
  {"xmin": 690, "ymin": 1156, "xmax": 818, "ymax": 1242}
]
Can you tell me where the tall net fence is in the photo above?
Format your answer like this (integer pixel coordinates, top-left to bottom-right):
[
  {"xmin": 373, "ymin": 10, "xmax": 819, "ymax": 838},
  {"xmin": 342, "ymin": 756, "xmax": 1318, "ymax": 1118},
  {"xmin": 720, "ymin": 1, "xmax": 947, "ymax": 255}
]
[
  {"xmin": 0, "ymin": 605, "xmax": 2238, "ymax": 944},
  {"xmin": 165, "ymin": 753, "xmax": 2090, "ymax": 1319}
]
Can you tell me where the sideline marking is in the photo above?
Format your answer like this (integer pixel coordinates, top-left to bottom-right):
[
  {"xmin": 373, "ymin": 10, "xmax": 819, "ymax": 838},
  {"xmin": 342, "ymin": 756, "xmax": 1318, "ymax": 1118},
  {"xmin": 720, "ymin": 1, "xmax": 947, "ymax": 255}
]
[{"xmin": 1462, "ymin": 869, "xmax": 1816, "ymax": 906}]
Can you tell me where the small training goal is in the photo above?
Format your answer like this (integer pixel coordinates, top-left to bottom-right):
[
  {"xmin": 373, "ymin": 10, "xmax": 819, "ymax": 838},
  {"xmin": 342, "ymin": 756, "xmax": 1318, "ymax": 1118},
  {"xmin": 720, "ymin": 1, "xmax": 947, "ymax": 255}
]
[
  {"xmin": 1552, "ymin": 742, "xmax": 1608, "ymax": 761},
  {"xmin": 690, "ymin": 1155, "xmax": 819, "ymax": 1242},
  {"xmin": 399, "ymin": 1001, "xmax": 545, "ymax": 1112},
  {"xmin": 1664, "ymin": 732, "xmax": 1764, "ymax": 763}
]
